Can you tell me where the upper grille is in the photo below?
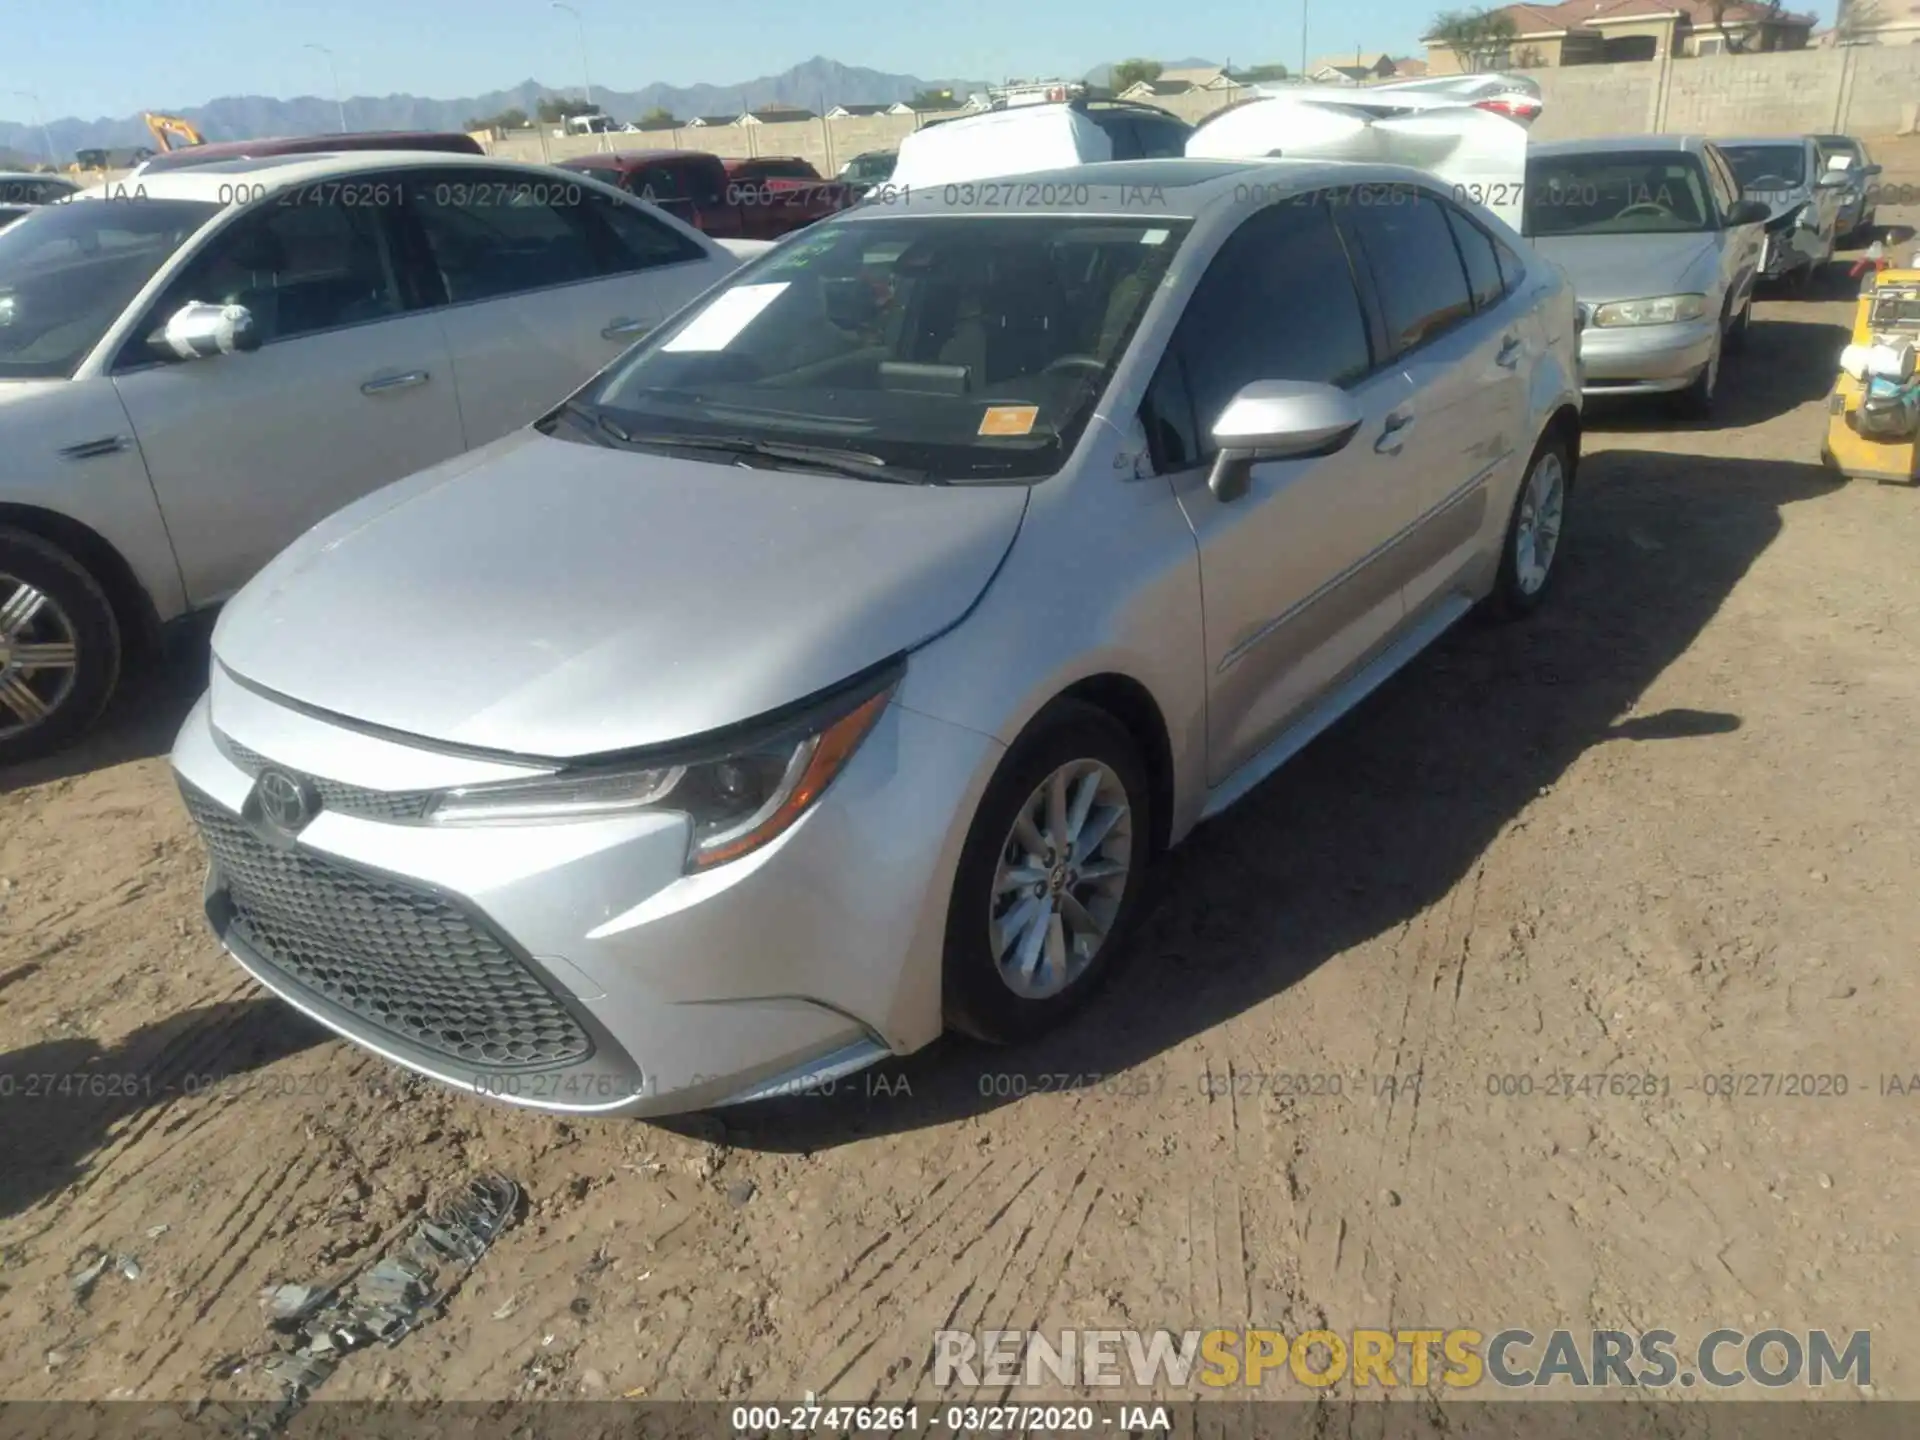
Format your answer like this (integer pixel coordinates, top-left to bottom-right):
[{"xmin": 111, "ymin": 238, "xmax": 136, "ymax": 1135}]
[
  {"xmin": 219, "ymin": 734, "xmax": 438, "ymax": 823},
  {"xmin": 182, "ymin": 785, "xmax": 593, "ymax": 1071}
]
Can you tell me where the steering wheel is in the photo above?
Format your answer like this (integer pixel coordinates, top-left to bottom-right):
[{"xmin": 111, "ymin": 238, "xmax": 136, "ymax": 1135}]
[
  {"xmin": 1041, "ymin": 354, "xmax": 1105, "ymax": 377},
  {"xmin": 1616, "ymin": 202, "xmax": 1674, "ymax": 219}
]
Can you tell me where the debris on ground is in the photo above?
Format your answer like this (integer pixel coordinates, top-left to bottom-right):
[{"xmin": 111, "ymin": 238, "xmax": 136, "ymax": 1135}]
[{"xmin": 240, "ymin": 1173, "xmax": 520, "ymax": 1437}]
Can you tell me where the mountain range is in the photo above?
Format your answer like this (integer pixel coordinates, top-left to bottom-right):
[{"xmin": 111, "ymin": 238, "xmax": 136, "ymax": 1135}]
[
  {"xmin": 0, "ymin": 56, "xmax": 1008, "ymax": 161},
  {"xmin": 0, "ymin": 54, "xmax": 1246, "ymax": 165}
]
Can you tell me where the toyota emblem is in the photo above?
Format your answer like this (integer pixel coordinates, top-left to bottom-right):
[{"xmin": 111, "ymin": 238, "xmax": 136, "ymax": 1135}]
[{"xmin": 255, "ymin": 768, "xmax": 317, "ymax": 834}]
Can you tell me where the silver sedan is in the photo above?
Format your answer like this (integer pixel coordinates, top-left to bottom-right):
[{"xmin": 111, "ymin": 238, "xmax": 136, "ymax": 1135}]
[
  {"xmin": 1525, "ymin": 135, "xmax": 1769, "ymax": 417},
  {"xmin": 171, "ymin": 159, "xmax": 1581, "ymax": 1116}
]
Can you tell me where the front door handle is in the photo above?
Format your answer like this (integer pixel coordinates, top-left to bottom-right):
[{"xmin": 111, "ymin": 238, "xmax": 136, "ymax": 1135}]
[
  {"xmin": 360, "ymin": 370, "xmax": 430, "ymax": 396},
  {"xmin": 602, "ymin": 317, "xmax": 656, "ymax": 339},
  {"xmin": 1375, "ymin": 411, "xmax": 1415, "ymax": 455},
  {"xmin": 1496, "ymin": 334, "xmax": 1523, "ymax": 369}
]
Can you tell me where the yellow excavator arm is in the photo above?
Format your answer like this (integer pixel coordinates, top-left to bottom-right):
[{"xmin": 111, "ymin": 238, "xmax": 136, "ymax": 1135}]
[{"xmin": 142, "ymin": 112, "xmax": 205, "ymax": 153}]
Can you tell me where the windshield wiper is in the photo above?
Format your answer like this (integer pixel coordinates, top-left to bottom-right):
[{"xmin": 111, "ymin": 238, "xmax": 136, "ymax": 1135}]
[{"xmin": 611, "ymin": 430, "xmax": 934, "ymax": 484}]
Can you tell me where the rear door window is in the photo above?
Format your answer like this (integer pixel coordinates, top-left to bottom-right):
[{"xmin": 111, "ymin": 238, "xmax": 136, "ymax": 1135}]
[{"xmin": 1333, "ymin": 187, "xmax": 1476, "ymax": 358}]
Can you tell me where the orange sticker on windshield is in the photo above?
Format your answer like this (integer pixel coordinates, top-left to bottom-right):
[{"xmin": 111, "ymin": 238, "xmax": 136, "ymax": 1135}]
[{"xmin": 979, "ymin": 405, "xmax": 1039, "ymax": 437}]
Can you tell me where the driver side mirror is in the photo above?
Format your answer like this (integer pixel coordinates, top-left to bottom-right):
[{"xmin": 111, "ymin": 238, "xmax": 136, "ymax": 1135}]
[
  {"xmin": 145, "ymin": 300, "xmax": 261, "ymax": 362},
  {"xmin": 1207, "ymin": 380, "xmax": 1364, "ymax": 503},
  {"xmin": 1724, "ymin": 198, "xmax": 1771, "ymax": 227}
]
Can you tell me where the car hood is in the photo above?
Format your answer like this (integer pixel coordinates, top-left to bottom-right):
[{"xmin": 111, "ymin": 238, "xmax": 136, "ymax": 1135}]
[
  {"xmin": 213, "ymin": 429, "xmax": 1030, "ymax": 758},
  {"xmin": 1526, "ymin": 232, "xmax": 1719, "ymax": 304}
]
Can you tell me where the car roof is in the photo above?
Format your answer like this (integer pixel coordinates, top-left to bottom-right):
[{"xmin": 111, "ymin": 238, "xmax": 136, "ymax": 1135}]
[
  {"xmin": 80, "ymin": 150, "xmax": 575, "ymax": 202},
  {"xmin": 562, "ymin": 149, "xmax": 699, "ymax": 166},
  {"xmin": 1713, "ymin": 135, "xmax": 1812, "ymax": 148},
  {"xmin": 846, "ymin": 156, "xmax": 1425, "ymax": 221},
  {"xmin": 0, "ymin": 171, "xmax": 78, "ymax": 182},
  {"xmin": 1529, "ymin": 134, "xmax": 1707, "ymax": 157}
]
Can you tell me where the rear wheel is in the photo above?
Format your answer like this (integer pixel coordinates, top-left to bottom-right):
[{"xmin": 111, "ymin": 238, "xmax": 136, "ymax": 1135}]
[
  {"xmin": 942, "ymin": 701, "xmax": 1151, "ymax": 1045},
  {"xmin": 1489, "ymin": 435, "xmax": 1570, "ymax": 621},
  {"xmin": 0, "ymin": 529, "xmax": 121, "ymax": 767}
]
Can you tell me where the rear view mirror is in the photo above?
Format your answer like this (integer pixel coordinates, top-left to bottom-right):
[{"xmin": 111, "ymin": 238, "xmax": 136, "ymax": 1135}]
[
  {"xmin": 1207, "ymin": 380, "xmax": 1363, "ymax": 502},
  {"xmin": 146, "ymin": 300, "xmax": 260, "ymax": 361},
  {"xmin": 1725, "ymin": 199, "xmax": 1771, "ymax": 227}
]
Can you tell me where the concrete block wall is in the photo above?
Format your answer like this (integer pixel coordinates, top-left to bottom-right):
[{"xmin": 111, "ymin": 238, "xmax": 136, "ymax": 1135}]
[{"xmin": 1524, "ymin": 62, "xmax": 1661, "ymax": 139}]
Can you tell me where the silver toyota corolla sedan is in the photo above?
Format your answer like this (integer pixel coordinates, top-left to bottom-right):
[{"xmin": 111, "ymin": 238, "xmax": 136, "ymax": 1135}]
[
  {"xmin": 171, "ymin": 159, "xmax": 1582, "ymax": 1116},
  {"xmin": 1524, "ymin": 136, "xmax": 1769, "ymax": 417}
]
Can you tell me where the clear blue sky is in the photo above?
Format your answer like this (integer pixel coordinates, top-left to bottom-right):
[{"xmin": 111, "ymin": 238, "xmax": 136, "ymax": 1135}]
[{"xmin": 12, "ymin": 0, "xmax": 1846, "ymax": 124}]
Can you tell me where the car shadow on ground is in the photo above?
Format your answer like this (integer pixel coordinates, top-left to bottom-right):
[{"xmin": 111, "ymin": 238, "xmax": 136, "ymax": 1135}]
[
  {"xmin": 0, "ymin": 998, "xmax": 327, "ymax": 1221},
  {"xmin": 0, "ymin": 633, "xmax": 210, "ymax": 799},
  {"xmin": 689, "ymin": 450, "xmax": 1841, "ymax": 1150}
]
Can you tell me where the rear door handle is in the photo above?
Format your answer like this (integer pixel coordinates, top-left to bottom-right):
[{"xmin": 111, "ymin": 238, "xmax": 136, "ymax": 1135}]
[
  {"xmin": 360, "ymin": 370, "xmax": 430, "ymax": 396},
  {"xmin": 1375, "ymin": 411, "xmax": 1415, "ymax": 455},
  {"xmin": 602, "ymin": 317, "xmax": 656, "ymax": 339},
  {"xmin": 1496, "ymin": 334, "xmax": 1523, "ymax": 369}
]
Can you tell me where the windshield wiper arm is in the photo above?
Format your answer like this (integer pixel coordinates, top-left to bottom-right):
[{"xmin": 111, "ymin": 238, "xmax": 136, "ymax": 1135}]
[{"xmin": 613, "ymin": 431, "xmax": 933, "ymax": 484}]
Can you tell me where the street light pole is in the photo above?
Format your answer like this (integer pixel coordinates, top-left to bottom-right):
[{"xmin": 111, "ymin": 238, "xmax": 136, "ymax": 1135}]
[
  {"xmin": 304, "ymin": 44, "xmax": 347, "ymax": 132},
  {"xmin": 9, "ymin": 90, "xmax": 57, "ymax": 169},
  {"xmin": 551, "ymin": 2, "xmax": 595, "ymax": 115}
]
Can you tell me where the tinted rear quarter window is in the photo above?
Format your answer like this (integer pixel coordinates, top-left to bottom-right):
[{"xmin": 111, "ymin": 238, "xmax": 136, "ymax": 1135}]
[
  {"xmin": 1444, "ymin": 204, "xmax": 1506, "ymax": 310},
  {"xmin": 1335, "ymin": 188, "xmax": 1475, "ymax": 356}
]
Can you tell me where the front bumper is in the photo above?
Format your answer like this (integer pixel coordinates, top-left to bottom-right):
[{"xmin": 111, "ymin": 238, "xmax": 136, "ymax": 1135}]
[
  {"xmin": 1575, "ymin": 315, "xmax": 1716, "ymax": 396},
  {"xmin": 169, "ymin": 668, "xmax": 997, "ymax": 1116}
]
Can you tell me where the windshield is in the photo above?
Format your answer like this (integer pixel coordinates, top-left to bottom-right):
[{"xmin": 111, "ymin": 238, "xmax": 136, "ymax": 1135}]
[
  {"xmin": 1523, "ymin": 152, "xmax": 1714, "ymax": 236},
  {"xmin": 847, "ymin": 153, "xmax": 896, "ymax": 182},
  {"xmin": 571, "ymin": 212, "xmax": 1190, "ymax": 483},
  {"xmin": 1721, "ymin": 143, "xmax": 1806, "ymax": 192},
  {"xmin": 0, "ymin": 197, "xmax": 218, "ymax": 379}
]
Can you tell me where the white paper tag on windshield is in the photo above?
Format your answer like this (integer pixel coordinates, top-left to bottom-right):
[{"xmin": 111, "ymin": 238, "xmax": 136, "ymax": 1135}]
[{"xmin": 661, "ymin": 282, "xmax": 790, "ymax": 353}]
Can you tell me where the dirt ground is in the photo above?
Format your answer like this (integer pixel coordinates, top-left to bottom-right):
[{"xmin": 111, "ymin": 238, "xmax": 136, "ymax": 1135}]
[{"xmin": 4, "ymin": 230, "xmax": 1920, "ymax": 1413}]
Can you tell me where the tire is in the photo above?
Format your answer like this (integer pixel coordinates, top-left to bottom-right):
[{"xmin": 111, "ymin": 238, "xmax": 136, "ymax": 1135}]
[
  {"xmin": 1489, "ymin": 433, "xmax": 1571, "ymax": 621},
  {"xmin": 0, "ymin": 528, "xmax": 122, "ymax": 767},
  {"xmin": 942, "ymin": 700, "xmax": 1152, "ymax": 1046},
  {"xmin": 1724, "ymin": 293, "xmax": 1752, "ymax": 355},
  {"xmin": 1668, "ymin": 333, "xmax": 1720, "ymax": 421}
]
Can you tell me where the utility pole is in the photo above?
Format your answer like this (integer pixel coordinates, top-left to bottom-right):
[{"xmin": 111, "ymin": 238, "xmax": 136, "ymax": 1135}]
[
  {"xmin": 1301, "ymin": 0, "xmax": 1310, "ymax": 80},
  {"xmin": 304, "ymin": 45, "xmax": 347, "ymax": 133},
  {"xmin": 551, "ymin": 2, "xmax": 595, "ymax": 115},
  {"xmin": 8, "ymin": 91, "xmax": 57, "ymax": 169}
]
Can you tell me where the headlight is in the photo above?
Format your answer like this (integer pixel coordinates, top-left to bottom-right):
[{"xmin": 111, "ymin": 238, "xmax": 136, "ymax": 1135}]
[
  {"xmin": 424, "ymin": 672, "xmax": 896, "ymax": 871},
  {"xmin": 1590, "ymin": 294, "xmax": 1707, "ymax": 327}
]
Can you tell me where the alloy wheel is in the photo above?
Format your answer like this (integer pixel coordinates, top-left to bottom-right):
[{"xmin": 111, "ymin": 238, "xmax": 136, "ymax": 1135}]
[
  {"xmin": 988, "ymin": 758, "xmax": 1134, "ymax": 1000},
  {"xmin": 1513, "ymin": 453, "xmax": 1566, "ymax": 597},
  {"xmin": 0, "ymin": 573, "xmax": 80, "ymax": 741}
]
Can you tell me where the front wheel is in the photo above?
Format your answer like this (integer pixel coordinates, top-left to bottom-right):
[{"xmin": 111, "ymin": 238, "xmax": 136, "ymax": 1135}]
[
  {"xmin": 0, "ymin": 529, "xmax": 122, "ymax": 766},
  {"xmin": 942, "ymin": 700, "xmax": 1151, "ymax": 1045},
  {"xmin": 1488, "ymin": 436, "xmax": 1570, "ymax": 621},
  {"xmin": 1725, "ymin": 293, "xmax": 1752, "ymax": 354},
  {"xmin": 1668, "ymin": 334, "xmax": 1720, "ymax": 421}
]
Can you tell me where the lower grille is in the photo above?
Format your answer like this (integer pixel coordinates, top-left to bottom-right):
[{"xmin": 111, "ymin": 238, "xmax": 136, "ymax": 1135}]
[{"xmin": 181, "ymin": 785, "xmax": 593, "ymax": 1071}]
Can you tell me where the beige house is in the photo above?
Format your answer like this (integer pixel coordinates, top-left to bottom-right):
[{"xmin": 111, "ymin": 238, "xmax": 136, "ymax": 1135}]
[
  {"xmin": 1307, "ymin": 50, "xmax": 1399, "ymax": 82},
  {"xmin": 1829, "ymin": 0, "xmax": 1920, "ymax": 44},
  {"xmin": 1152, "ymin": 66, "xmax": 1243, "ymax": 90},
  {"xmin": 1423, "ymin": 0, "xmax": 1814, "ymax": 73}
]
